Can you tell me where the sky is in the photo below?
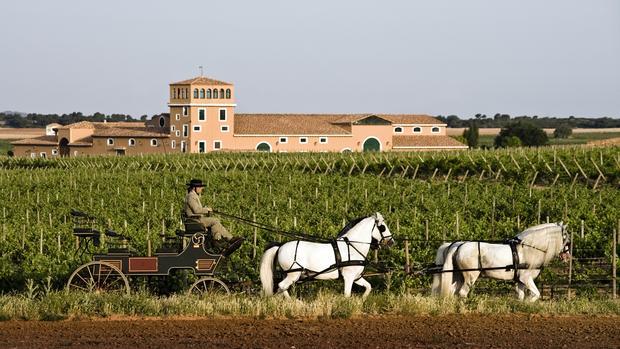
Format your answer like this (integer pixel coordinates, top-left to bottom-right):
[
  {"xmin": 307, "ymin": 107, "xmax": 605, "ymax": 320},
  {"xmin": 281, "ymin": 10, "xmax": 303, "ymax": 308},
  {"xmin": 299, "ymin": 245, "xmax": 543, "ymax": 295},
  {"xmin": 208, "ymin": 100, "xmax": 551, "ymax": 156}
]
[{"xmin": 0, "ymin": 0, "xmax": 618, "ymax": 119}]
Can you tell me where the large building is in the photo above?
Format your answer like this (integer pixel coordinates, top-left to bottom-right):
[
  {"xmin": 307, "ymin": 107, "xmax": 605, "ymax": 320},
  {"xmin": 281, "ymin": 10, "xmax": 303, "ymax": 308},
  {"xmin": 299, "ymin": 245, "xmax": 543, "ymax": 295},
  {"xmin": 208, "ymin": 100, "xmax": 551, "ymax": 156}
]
[{"xmin": 12, "ymin": 75, "xmax": 466, "ymax": 157}]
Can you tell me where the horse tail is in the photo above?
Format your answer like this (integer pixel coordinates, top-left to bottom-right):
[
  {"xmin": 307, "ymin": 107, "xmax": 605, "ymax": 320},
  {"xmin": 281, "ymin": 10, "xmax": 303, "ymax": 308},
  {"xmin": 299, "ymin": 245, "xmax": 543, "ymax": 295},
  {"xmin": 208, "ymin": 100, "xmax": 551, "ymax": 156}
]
[
  {"xmin": 440, "ymin": 243, "xmax": 459, "ymax": 297},
  {"xmin": 431, "ymin": 243, "xmax": 450, "ymax": 296},
  {"xmin": 260, "ymin": 245, "xmax": 280, "ymax": 296}
]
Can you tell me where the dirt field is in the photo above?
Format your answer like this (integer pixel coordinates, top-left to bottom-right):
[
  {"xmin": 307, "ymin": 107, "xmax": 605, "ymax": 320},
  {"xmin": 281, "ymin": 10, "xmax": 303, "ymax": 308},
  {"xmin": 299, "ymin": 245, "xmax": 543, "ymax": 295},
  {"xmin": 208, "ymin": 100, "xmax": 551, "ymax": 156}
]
[
  {"xmin": 0, "ymin": 315, "xmax": 618, "ymax": 349},
  {"xmin": 0, "ymin": 127, "xmax": 44, "ymax": 140}
]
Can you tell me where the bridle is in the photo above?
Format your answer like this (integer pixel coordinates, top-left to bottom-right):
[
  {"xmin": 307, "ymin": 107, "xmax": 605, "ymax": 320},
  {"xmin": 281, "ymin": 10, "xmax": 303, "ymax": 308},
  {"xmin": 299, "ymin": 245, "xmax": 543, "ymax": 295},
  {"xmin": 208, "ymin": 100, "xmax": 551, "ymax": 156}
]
[
  {"xmin": 560, "ymin": 224, "xmax": 571, "ymax": 254},
  {"xmin": 373, "ymin": 219, "xmax": 392, "ymax": 247}
]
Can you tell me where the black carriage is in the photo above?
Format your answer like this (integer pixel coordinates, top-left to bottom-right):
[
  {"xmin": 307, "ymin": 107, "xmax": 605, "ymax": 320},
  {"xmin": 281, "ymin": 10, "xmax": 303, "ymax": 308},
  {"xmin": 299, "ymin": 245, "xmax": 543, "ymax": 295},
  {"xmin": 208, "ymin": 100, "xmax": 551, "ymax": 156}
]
[{"xmin": 66, "ymin": 209, "xmax": 233, "ymax": 295}]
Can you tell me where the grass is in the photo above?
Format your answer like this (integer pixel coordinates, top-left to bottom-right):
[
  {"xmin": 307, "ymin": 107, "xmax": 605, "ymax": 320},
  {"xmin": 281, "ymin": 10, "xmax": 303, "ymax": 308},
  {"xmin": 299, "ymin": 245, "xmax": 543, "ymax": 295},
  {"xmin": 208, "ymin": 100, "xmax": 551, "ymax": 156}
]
[{"xmin": 0, "ymin": 291, "xmax": 618, "ymax": 321}]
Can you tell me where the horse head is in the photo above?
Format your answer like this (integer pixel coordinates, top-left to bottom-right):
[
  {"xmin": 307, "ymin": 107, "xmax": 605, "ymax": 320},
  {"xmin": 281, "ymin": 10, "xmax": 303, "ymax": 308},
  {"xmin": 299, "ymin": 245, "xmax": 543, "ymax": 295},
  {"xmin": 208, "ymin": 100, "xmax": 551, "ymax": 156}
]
[
  {"xmin": 558, "ymin": 222, "xmax": 571, "ymax": 262},
  {"xmin": 372, "ymin": 212, "xmax": 394, "ymax": 248}
]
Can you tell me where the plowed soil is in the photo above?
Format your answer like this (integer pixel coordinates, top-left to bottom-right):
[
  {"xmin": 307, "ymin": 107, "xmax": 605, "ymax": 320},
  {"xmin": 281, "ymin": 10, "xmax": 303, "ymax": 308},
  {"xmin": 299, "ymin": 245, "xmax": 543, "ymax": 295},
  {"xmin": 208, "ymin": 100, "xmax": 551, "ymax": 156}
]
[{"xmin": 0, "ymin": 315, "xmax": 618, "ymax": 349}]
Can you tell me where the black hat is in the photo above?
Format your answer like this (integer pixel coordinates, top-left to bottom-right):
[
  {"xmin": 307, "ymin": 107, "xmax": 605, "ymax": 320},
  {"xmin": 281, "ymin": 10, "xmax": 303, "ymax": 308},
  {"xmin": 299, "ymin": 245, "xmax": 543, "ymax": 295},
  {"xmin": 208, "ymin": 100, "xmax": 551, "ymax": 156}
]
[{"xmin": 186, "ymin": 179, "xmax": 206, "ymax": 188}]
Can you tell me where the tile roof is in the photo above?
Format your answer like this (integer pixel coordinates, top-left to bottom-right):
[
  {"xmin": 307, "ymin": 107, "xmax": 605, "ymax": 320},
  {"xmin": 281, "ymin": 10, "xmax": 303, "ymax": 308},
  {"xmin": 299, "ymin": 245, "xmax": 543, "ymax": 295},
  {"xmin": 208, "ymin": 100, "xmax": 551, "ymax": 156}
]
[
  {"xmin": 379, "ymin": 114, "xmax": 444, "ymax": 125},
  {"xmin": 234, "ymin": 114, "xmax": 353, "ymax": 135},
  {"xmin": 234, "ymin": 114, "xmax": 443, "ymax": 135},
  {"xmin": 171, "ymin": 76, "xmax": 232, "ymax": 86},
  {"xmin": 92, "ymin": 128, "xmax": 169, "ymax": 138},
  {"xmin": 392, "ymin": 135, "xmax": 468, "ymax": 148},
  {"xmin": 57, "ymin": 121, "xmax": 145, "ymax": 130},
  {"xmin": 11, "ymin": 135, "xmax": 58, "ymax": 146}
]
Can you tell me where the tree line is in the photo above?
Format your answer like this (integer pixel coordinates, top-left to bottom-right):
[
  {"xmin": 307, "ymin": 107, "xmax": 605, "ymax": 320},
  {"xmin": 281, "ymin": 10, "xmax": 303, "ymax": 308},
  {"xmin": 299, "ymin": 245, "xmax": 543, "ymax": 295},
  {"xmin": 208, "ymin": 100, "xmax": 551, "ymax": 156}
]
[
  {"xmin": 0, "ymin": 112, "xmax": 164, "ymax": 128},
  {"xmin": 436, "ymin": 114, "xmax": 620, "ymax": 129}
]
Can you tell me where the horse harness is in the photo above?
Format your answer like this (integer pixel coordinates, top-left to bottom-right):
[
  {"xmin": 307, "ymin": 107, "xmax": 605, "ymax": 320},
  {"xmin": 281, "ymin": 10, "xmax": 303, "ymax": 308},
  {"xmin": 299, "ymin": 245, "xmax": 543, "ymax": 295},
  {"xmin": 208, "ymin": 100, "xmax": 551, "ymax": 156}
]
[{"xmin": 278, "ymin": 219, "xmax": 389, "ymax": 282}]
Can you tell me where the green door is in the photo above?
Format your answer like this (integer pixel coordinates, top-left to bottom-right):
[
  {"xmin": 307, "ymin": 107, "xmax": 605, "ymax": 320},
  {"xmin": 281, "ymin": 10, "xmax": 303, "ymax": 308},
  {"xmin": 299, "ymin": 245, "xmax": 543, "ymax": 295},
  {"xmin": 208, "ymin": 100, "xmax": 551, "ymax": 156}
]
[
  {"xmin": 363, "ymin": 138, "xmax": 380, "ymax": 152},
  {"xmin": 256, "ymin": 142, "xmax": 271, "ymax": 152}
]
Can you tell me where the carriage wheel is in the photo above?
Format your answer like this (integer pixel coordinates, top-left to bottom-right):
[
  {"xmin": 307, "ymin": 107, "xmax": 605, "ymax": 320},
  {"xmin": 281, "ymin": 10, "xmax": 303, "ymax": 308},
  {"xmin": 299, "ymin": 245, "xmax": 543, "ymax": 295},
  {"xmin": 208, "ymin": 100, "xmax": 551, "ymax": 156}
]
[
  {"xmin": 66, "ymin": 261, "xmax": 130, "ymax": 295},
  {"xmin": 189, "ymin": 276, "xmax": 230, "ymax": 296}
]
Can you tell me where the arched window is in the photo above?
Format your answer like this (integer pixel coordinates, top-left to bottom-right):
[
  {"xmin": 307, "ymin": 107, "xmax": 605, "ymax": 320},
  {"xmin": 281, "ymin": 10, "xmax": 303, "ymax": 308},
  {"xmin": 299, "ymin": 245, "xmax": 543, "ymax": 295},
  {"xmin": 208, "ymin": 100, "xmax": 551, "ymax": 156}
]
[
  {"xmin": 193, "ymin": 89, "xmax": 199, "ymax": 98},
  {"xmin": 413, "ymin": 127, "xmax": 422, "ymax": 133},
  {"xmin": 107, "ymin": 138, "xmax": 114, "ymax": 146},
  {"xmin": 206, "ymin": 89, "xmax": 212, "ymax": 98},
  {"xmin": 199, "ymin": 89, "xmax": 205, "ymax": 98},
  {"xmin": 213, "ymin": 89, "xmax": 219, "ymax": 98},
  {"xmin": 220, "ymin": 89, "xmax": 225, "ymax": 98},
  {"xmin": 225, "ymin": 89, "xmax": 231, "ymax": 99},
  {"xmin": 159, "ymin": 116, "xmax": 165, "ymax": 127},
  {"xmin": 177, "ymin": 88, "xmax": 181, "ymax": 98},
  {"xmin": 150, "ymin": 139, "xmax": 158, "ymax": 147},
  {"xmin": 172, "ymin": 89, "xmax": 176, "ymax": 99},
  {"xmin": 256, "ymin": 142, "xmax": 271, "ymax": 152},
  {"xmin": 394, "ymin": 127, "xmax": 403, "ymax": 133},
  {"xmin": 431, "ymin": 127, "xmax": 440, "ymax": 133},
  {"xmin": 128, "ymin": 138, "xmax": 136, "ymax": 147}
]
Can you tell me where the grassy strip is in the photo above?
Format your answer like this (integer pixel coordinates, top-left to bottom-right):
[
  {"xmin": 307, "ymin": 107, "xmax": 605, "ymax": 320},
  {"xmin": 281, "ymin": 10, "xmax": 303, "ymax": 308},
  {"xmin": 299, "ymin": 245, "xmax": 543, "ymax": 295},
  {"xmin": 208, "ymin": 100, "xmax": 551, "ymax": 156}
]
[{"xmin": 0, "ymin": 291, "xmax": 619, "ymax": 321}]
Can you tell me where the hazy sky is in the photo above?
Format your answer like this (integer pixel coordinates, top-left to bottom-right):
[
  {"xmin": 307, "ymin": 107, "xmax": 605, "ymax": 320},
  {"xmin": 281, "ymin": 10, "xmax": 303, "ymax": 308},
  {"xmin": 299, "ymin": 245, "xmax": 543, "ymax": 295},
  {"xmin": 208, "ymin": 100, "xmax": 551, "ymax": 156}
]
[{"xmin": 0, "ymin": 0, "xmax": 618, "ymax": 118}]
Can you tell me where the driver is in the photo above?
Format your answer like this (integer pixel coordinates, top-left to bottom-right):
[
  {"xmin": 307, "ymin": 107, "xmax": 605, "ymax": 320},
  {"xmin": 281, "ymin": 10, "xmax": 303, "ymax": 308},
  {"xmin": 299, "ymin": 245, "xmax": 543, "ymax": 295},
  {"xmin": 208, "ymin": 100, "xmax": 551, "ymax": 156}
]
[{"xmin": 184, "ymin": 179, "xmax": 243, "ymax": 252}]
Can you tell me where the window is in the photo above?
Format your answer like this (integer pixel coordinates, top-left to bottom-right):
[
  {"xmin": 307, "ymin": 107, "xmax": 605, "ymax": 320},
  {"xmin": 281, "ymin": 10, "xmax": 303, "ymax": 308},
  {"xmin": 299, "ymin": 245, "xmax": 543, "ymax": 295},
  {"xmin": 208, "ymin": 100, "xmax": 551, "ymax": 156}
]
[
  {"xmin": 172, "ymin": 89, "xmax": 176, "ymax": 99},
  {"xmin": 432, "ymin": 127, "xmax": 440, "ymax": 133},
  {"xmin": 171, "ymin": 125, "xmax": 176, "ymax": 131},
  {"xmin": 299, "ymin": 137, "xmax": 308, "ymax": 144},
  {"xmin": 256, "ymin": 142, "xmax": 271, "ymax": 152},
  {"xmin": 198, "ymin": 109, "xmax": 206, "ymax": 121},
  {"xmin": 150, "ymin": 139, "xmax": 158, "ymax": 147},
  {"xmin": 40, "ymin": 152, "xmax": 47, "ymax": 158},
  {"xmin": 181, "ymin": 141, "xmax": 187, "ymax": 153},
  {"xmin": 220, "ymin": 125, "xmax": 229, "ymax": 132},
  {"xmin": 159, "ymin": 116, "xmax": 165, "ymax": 127},
  {"xmin": 30, "ymin": 153, "xmax": 36, "ymax": 158},
  {"xmin": 128, "ymin": 138, "xmax": 136, "ymax": 147},
  {"xmin": 279, "ymin": 137, "xmax": 288, "ymax": 144},
  {"xmin": 107, "ymin": 138, "xmax": 114, "ymax": 146},
  {"xmin": 199, "ymin": 89, "xmax": 205, "ymax": 99},
  {"xmin": 219, "ymin": 109, "xmax": 226, "ymax": 121},
  {"xmin": 193, "ymin": 125, "xmax": 201, "ymax": 132},
  {"xmin": 175, "ymin": 114, "xmax": 180, "ymax": 121},
  {"xmin": 213, "ymin": 140, "xmax": 222, "ymax": 150},
  {"xmin": 198, "ymin": 140, "xmax": 206, "ymax": 153},
  {"xmin": 213, "ymin": 89, "xmax": 219, "ymax": 98},
  {"xmin": 413, "ymin": 127, "xmax": 421, "ymax": 133},
  {"xmin": 171, "ymin": 140, "xmax": 176, "ymax": 149},
  {"xmin": 175, "ymin": 130, "xmax": 180, "ymax": 137},
  {"xmin": 176, "ymin": 88, "xmax": 180, "ymax": 99},
  {"xmin": 183, "ymin": 124, "xmax": 189, "ymax": 137},
  {"xmin": 206, "ymin": 89, "xmax": 212, "ymax": 99},
  {"xmin": 319, "ymin": 137, "xmax": 328, "ymax": 144},
  {"xmin": 182, "ymin": 107, "xmax": 188, "ymax": 116},
  {"xmin": 394, "ymin": 127, "xmax": 403, "ymax": 133},
  {"xmin": 220, "ymin": 89, "xmax": 224, "ymax": 98},
  {"xmin": 51, "ymin": 149, "xmax": 58, "ymax": 155},
  {"xmin": 193, "ymin": 89, "xmax": 199, "ymax": 98},
  {"xmin": 225, "ymin": 89, "xmax": 231, "ymax": 99}
]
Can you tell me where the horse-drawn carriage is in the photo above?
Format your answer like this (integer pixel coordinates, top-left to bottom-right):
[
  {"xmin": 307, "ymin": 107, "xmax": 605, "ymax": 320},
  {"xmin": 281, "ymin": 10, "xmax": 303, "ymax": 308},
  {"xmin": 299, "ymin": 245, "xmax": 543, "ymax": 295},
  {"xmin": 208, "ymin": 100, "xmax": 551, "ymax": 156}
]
[{"xmin": 66, "ymin": 209, "xmax": 232, "ymax": 295}]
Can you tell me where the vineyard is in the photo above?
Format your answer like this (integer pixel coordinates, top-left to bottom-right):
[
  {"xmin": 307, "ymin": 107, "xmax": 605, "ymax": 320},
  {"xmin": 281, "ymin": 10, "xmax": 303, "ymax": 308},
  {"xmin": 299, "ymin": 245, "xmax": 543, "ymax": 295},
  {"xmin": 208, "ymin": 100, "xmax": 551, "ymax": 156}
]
[{"xmin": 0, "ymin": 146, "xmax": 618, "ymax": 297}]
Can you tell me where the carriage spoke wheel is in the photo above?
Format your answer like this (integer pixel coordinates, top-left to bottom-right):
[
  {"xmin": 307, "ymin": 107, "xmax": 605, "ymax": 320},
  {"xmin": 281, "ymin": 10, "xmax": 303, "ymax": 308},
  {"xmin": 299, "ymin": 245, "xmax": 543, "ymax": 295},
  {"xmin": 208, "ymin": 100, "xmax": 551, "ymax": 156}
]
[
  {"xmin": 66, "ymin": 261, "xmax": 130, "ymax": 295},
  {"xmin": 189, "ymin": 277, "xmax": 229, "ymax": 296}
]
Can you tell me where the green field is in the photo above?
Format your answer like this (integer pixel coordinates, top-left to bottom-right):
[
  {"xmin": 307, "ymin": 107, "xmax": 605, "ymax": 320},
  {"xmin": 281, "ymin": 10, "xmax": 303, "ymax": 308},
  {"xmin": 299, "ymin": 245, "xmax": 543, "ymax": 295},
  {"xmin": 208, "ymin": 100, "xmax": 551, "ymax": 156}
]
[{"xmin": 0, "ymin": 147, "xmax": 617, "ymax": 300}]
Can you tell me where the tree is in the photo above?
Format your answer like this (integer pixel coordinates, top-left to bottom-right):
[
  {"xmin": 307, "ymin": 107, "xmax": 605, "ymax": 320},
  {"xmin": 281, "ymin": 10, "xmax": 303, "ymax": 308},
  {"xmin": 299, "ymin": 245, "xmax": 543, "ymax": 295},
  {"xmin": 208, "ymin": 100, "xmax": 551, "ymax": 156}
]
[
  {"xmin": 463, "ymin": 120, "xmax": 479, "ymax": 148},
  {"xmin": 494, "ymin": 121, "xmax": 548, "ymax": 147},
  {"xmin": 553, "ymin": 125, "xmax": 573, "ymax": 139}
]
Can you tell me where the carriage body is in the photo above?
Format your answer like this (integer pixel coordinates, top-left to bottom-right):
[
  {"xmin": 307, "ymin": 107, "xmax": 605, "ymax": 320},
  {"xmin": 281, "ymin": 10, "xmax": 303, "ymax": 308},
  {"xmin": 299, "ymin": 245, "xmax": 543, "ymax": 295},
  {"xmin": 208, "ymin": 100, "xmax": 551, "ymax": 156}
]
[{"xmin": 66, "ymin": 210, "xmax": 230, "ymax": 295}]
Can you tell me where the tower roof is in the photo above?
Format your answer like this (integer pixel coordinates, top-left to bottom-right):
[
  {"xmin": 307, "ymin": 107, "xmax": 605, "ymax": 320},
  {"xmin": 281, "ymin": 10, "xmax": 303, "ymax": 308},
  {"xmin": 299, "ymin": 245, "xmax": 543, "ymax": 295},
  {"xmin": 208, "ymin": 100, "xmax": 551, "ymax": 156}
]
[{"xmin": 171, "ymin": 76, "xmax": 232, "ymax": 86}]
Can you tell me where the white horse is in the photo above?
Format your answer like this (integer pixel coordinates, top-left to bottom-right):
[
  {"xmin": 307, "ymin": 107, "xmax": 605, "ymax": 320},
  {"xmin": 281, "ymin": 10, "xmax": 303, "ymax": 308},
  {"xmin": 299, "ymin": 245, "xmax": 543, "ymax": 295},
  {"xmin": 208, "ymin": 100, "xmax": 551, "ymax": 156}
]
[
  {"xmin": 437, "ymin": 223, "xmax": 570, "ymax": 301},
  {"xmin": 260, "ymin": 212, "xmax": 394, "ymax": 298}
]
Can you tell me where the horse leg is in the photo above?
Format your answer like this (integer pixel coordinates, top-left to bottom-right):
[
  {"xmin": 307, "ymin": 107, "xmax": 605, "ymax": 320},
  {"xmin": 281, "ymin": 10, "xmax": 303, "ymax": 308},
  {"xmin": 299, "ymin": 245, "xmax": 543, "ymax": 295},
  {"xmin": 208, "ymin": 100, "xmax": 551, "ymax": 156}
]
[
  {"xmin": 276, "ymin": 271, "xmax": 301, "ymax": 299},
  {"xmin": 342, "ymin": 275, "xmax": 355, "ymax": 297},
  {"xmin": 354, "ymin": 277, "xmax": 372, "ymax": 298},
  {"xmin": 515, "ymin": 282, "xmax": 526, "ymax": 301},
  {"xmin": 458, "ymin": 271, "xmax": 480, "ymax": 298},
  {"xmin": 523, "ymin": 276, "xmax": 541, "ymax": 302}
]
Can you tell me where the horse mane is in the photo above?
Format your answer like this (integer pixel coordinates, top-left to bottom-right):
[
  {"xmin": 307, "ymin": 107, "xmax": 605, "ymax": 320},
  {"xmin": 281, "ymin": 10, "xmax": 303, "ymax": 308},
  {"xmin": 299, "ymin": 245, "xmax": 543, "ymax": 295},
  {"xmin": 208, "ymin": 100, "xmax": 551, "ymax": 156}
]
[
  {"xmin": 516, "ymin": 223, "xmax": 563, "ymax": 266},
  {"xmin": 337, "ymin": 216, "xmax": 368, "ymax": 238}
]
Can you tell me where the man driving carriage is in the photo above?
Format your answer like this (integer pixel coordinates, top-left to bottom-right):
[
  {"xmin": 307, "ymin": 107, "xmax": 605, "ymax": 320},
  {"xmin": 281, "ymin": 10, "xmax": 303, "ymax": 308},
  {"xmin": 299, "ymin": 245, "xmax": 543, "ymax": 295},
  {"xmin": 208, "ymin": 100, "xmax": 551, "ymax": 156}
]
[{"xmin": 184, "ymin": 179, "xmax": 243, "ymax": 253}]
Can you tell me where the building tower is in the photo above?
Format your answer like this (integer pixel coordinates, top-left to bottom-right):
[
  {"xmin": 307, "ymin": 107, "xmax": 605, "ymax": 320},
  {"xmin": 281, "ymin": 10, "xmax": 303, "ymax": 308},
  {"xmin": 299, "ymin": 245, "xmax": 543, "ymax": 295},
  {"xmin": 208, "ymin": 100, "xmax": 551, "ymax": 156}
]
[{"xmin": 168, "ymin": 76, "xmax": 236, "ymax": 153}]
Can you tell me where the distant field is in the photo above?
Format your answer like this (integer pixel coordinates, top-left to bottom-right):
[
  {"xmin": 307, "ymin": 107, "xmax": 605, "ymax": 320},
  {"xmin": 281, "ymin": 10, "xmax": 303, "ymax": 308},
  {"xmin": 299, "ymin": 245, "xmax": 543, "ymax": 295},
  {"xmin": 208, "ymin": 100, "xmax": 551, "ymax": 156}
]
[{"xmin": 0, "ymin": 127, "xmax": 44, "ymax": 140}]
